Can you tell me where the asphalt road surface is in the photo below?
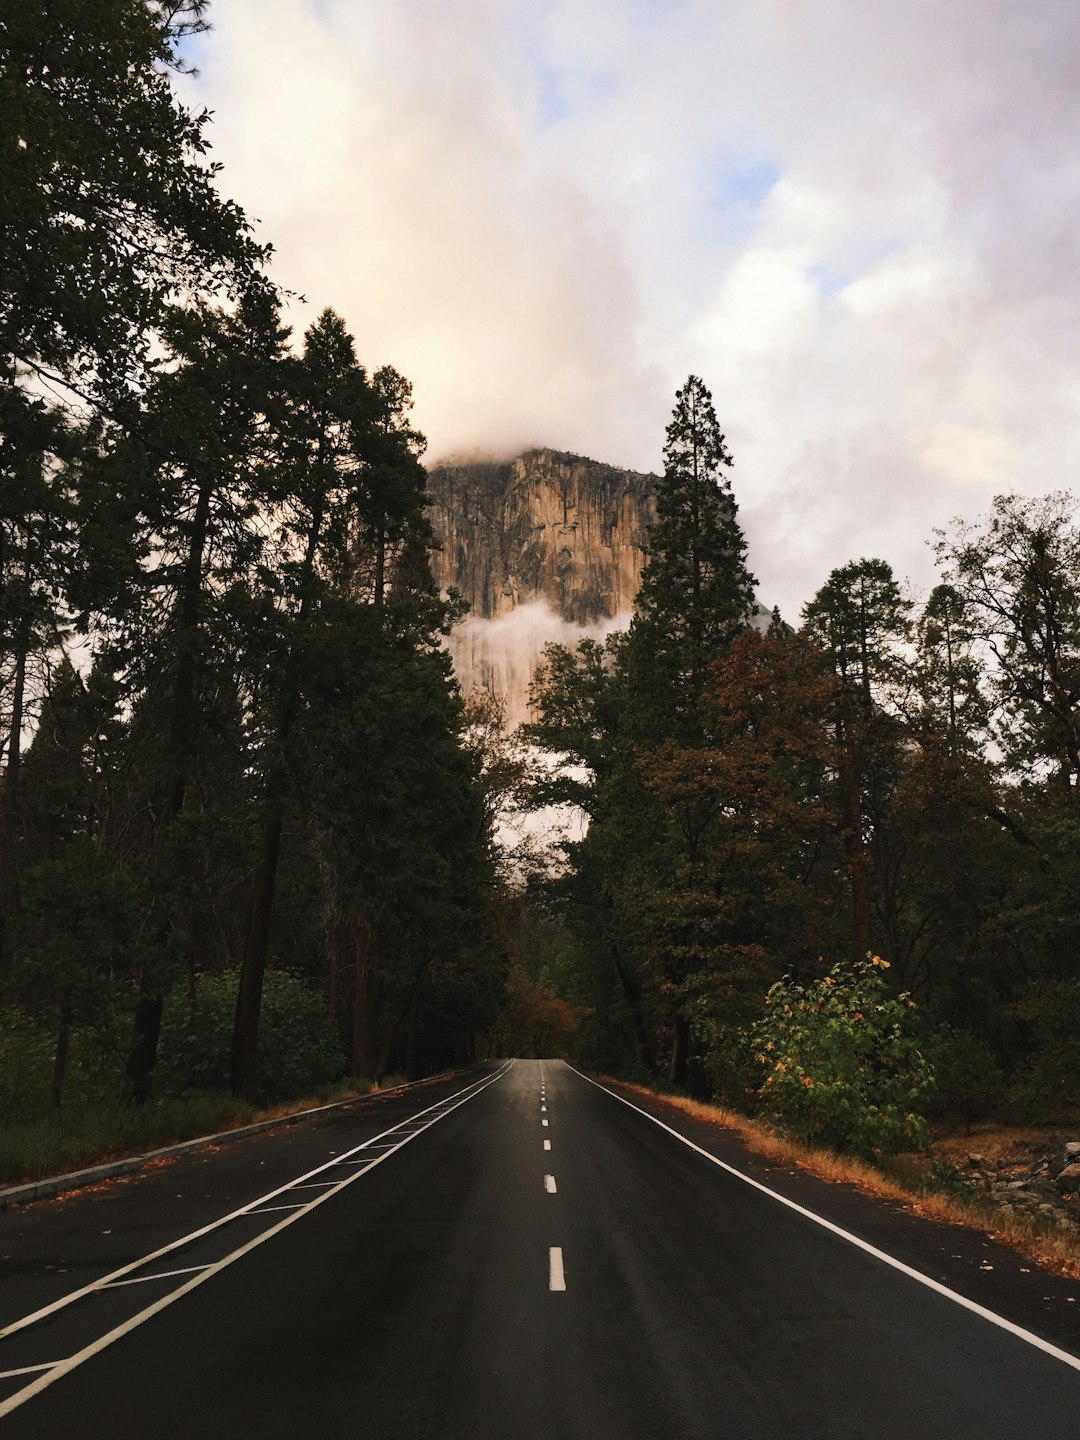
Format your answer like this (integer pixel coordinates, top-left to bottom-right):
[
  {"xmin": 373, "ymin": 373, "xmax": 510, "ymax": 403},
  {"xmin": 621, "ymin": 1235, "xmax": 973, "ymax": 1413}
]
[{"xmin": 3, "ymin": 1059, "xmax": 1080, "ymax": 1438}]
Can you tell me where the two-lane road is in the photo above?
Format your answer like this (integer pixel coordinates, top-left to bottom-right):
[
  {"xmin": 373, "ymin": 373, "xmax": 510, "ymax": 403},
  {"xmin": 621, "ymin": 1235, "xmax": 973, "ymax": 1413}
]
[{"xmin": 3, "ymin": 1060, "xmax": 1080, "ymax": 1437}]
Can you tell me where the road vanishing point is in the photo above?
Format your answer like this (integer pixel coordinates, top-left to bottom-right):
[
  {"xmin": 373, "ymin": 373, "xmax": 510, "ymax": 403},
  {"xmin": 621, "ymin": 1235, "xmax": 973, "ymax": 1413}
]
[{"xmin": 2, "ymin": 1059, "xmax": 1080, "ymax": 1437}]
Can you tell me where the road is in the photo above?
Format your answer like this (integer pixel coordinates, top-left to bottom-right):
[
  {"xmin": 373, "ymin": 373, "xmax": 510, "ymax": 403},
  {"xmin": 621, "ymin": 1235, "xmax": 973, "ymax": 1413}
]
[{"xmin": 3, "ymin": 1059, "xmax": 1080, "ymax": 1437}]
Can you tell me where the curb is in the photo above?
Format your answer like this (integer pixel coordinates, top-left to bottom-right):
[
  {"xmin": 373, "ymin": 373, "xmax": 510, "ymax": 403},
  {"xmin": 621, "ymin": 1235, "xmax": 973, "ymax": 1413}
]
[{"xmin": 0, "ymin": 1068, "xmax": 468, "ymax": 1211}]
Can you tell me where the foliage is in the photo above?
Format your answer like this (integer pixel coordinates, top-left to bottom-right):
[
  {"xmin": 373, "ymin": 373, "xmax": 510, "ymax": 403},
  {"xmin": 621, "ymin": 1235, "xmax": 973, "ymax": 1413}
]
[
  {"xmin": 500, "ymin": 963, "xmax": 577, "ymax": 1059},
  {"xmin": 626, "ymin": 374, "xmax": 756, "ymax": 744},
  {"xmin": 156, "ymin": 969, "xmax": 344, "ymax": 1103},
  {"xmin": 922, "ymin": 1026, "xmax": 1004, "ymax": 1128},
  {"xmin": 751, "ymin": 956, "xmax": 933, "ymax": 1159},
  {"xmin": 1010, "ymin": 978, "xmax": 1080, "ymax": 1115},
  {"xmin": 935, "ymin": 493, "xmax": 1080, "ymax": 791}
]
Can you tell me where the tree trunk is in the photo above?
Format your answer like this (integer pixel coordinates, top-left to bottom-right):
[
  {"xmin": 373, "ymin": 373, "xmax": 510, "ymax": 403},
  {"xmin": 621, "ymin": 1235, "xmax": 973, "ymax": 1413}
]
[
  {"xmin": 351, "ymin": 916, "xmax": 379, "ymax": 1080},
  {"xmin": 404, "ymin": 985, "xmax": 419, "ymax": 1081},
  {"xmin": 231, "ymin": 495, "xmax": 325, "ymax": 1098},
  {"xmin": 611, "ymin": 947, "xmax": 653, "ymax": 1072},
  {"xmin": 668, "ymin": 1013, "xmax": 690, "ymax": 1089},
  {"xmin": 837, "ymin": 719, "xmax": 872, "ymax": 960},
  {"xmin": 230, "ymin": 762, "xmax": 285, "ymax": 1098},
  {"xmin": 0, "ymin": 632, "xmax": 29, "ymax": 975},
  {"xmin": 125, "ymin": 988, "xmax": 164, "ymax": 1105},
  {"xmin": 124, "ymin": 478, "xmax": 213, "ymax": 1102},
  {"xmin": 51, "ymin": 989, "xmax": 73, "ymax": 1110}
]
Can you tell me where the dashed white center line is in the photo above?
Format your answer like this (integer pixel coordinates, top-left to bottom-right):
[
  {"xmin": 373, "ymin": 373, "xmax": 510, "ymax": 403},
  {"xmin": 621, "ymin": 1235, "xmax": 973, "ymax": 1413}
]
[
  {"xmin": 549, "ymin": 1247, "xmax": 566, "ymax": 1292},
  {"xmin": 544, "ymin": 1139, "xmax": 551, "ymax": 1151},
  {"xmin": 544, "ymin": 1175, "xmax": 557, "ymax": 1194},
  {"xmin": 542, "ymin": 1118, "xmax": 549, "ymax": 1127},
  {"xmin": 541, "ymin": 1105, "xmax": 547, "ymax": 1112}
]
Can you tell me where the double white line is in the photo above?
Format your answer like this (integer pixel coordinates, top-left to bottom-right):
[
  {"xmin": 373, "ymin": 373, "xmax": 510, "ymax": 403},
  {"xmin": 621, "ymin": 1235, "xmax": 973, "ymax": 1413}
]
[{"xmin": 0, "ymin": 1061, "xmax": 514, "ymax": 1419}]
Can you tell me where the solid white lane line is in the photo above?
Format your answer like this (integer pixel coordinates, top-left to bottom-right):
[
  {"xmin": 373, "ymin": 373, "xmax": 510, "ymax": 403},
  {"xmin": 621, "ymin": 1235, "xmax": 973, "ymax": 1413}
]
[
  {"xmin": 105, "ymin": 1265, "xmax": 209, "ymax": 1288},
  {"xmin": 0, "ymin": 1063, "xmax": 510, "ymax": 1348},
  {"xmin": 0, "ymin": 1063, "xmax": 515, "ymax": 1419},
  {"xmin": 0, "ymin": 1363, "xmax": 61, "ymax": 1381},
  {"xmin": 544, "ymin": 1139, "xmax": 551, "ymax": 1151},
  {"xmin": 568, "ymin": 1064, "xmax": 1080, "ymax": 1375},
  {"xmin": 545, "ymin": 1175, "xmax": 557, "ymax": 1194},
  {"xmin": 549, "ymin": 1247, "xmax": 566, "ymax": 1292}
]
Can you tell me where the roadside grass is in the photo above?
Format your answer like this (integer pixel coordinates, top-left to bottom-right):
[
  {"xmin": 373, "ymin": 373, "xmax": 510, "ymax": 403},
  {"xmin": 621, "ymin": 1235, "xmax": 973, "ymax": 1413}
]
[
  {"xmin": 0, "ymin": 1078, "xmax": 380, "ymax": 1188},
  {"xmin": 609, "ymin": 1080, "xmax": 1080, "ymax": 1282},
  {"xmin": 0, "ymin": 1069, "xmax": 457, "ymax": 1189}
]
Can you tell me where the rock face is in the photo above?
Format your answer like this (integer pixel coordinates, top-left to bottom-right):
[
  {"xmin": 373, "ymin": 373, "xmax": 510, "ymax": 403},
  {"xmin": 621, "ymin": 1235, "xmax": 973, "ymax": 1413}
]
[
  {"xmin": 427, "ymin": 448, "xmax": 657, "ymax": 626},
  {"xmin": 426, "ymin": 449, "xmax": 658, "ymax": 723}
]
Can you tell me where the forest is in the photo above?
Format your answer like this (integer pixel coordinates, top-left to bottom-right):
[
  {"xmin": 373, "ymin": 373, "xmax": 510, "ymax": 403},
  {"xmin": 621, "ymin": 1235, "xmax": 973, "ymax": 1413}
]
[
  {"xmin": 0, "ymin": 0, "xmax": 538, "ymax": 1174},
  {"xmin": 3, "ymin": 0, "xmax": 1079, "ymax": 1179},
  {"xmin": 524, "ymin": 375, "xmax": 1080, "ymax": 1152}
]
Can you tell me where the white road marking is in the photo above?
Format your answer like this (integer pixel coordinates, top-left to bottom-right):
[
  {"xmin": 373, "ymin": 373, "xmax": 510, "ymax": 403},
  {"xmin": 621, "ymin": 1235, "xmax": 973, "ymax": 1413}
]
[
  {"xmin": 542, "ymin": 1119, "xmax": 549, "ymax": 1127},
  {"xmin": 569, "ymin": 1064, "xmax": 1080, "ymax": 1374},
  {"xmin": 243, "ymin": 1203, "xmax": 307, "ymax": 1213},
  {"xmin": 549, "ymin": 1247, "xmax": 566, "ymax": 1292},
  {"xmin": 541, "ymin": 1105, "xmax": 547, "ymax": 1112},
  {"xmin": 545, "ymin": 1175, "xmax": 557, "ymax": 1194},
  {"xmin": 1, "ymin": 1068, "xmax": 506, "ymax": 1343},
  {"xmin": 0, "ymin": 1363, "xmax": 60, "ymax": 1381},
  {"xmin": 0, "ymin": 1062, "xmax": 515, "ymax": 1419},
  {"xmin": 544, "ymin": 1140, "xmax": 551, "ymax": 1151},
  {"xmin": 290, "ymin": 1180, "xmax": 341, "ymax": 1189},
  {"xmin": 105, "ymin": 1265, "xmax": 209, "ymax": 1288}
]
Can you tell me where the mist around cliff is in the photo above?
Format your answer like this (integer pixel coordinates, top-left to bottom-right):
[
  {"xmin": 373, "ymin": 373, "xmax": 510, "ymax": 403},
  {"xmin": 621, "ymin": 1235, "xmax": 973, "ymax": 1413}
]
[{"xmin": 449, "ymin": 599, "xmax": 631, "ymax": 730}]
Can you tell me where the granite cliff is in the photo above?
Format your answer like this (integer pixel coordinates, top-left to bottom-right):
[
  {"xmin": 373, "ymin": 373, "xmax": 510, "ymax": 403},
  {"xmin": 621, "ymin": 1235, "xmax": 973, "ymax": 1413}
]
[
  {"xmin": 426, "ymin": 449, "xmax": 658, "ymax": 724},
  {"xmin": 426, "ymin": 447, "xmax": 771, "ymax": 724}
]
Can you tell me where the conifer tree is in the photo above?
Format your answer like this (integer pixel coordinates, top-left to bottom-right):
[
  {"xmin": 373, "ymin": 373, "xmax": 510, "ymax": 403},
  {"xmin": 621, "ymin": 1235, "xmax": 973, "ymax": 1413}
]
[{"xmin": 627, "ymin": 374, "xmax": 756, "ymax": 741}]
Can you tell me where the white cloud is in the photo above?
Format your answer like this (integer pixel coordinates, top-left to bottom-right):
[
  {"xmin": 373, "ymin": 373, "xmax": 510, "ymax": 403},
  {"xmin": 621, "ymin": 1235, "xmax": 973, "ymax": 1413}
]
[{"xmin": 181, "ymin": 0, "xmax": 1080, "ymax": 621}]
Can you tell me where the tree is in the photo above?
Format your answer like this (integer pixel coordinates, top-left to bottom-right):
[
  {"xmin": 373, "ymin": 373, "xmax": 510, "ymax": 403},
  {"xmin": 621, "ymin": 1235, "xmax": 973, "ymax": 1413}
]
[
  {"xmin": 2, "ymin": 0, "xmax": 268, "ymax": 406},
  {"xmin": 626, "ymin": 374, "xmax": 756, "ymax": 743},
  {"xmin": 935, "ymin": 493, "xmax": 1080, "ymax": 796},
  {"xmin": 103, "ymin": 294, "xmax": 289, "ymax": 1100},
  {"xmin": 802, "ymin": 559, "xmax": 911, "ymax": 959},
  {"xmin": 527, "ymin": 378, "xmax": 760, "ymax": 1088}
]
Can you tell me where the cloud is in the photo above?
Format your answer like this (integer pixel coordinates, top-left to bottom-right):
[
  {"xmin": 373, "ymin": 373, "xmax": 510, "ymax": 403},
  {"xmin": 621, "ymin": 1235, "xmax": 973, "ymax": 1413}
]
[
  {"xmin": 450, "ymin": 599, "xmax": 629, "ymax": 728},
  {"xmin": 181, "ymin": 0, "xmax": 1080, "ymax": 619}
]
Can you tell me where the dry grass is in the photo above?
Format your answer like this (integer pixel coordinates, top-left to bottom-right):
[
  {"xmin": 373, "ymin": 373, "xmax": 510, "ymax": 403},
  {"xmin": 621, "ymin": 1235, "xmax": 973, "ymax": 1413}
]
[{"xmin": 608, "ymin": 1079, "xmax": 1080, "ymax": 1282}]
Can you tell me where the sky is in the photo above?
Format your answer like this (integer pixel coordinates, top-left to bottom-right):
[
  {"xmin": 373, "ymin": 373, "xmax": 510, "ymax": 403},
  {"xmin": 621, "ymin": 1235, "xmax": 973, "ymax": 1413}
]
[{"xmin": 181, "ymin": 0, "xmax": 1080, "ymax": 623}]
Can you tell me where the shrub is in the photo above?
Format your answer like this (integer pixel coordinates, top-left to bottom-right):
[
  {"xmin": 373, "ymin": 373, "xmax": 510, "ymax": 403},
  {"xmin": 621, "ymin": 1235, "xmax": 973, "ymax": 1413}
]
[
  {"xmin": 750, "ymin": 955, "xmax": 933, "ymax": 1160},
  {"xmin": 157, "ymin": 969, "xmax": 345, "ymax": 1102},
  {"xmin": 1011, "ymin": 978, "xmax": 1080, "ymax": 1116},
  {"xmin": 923, "ymin": 1026, "xmax": 1003, "ymax": 1129}
]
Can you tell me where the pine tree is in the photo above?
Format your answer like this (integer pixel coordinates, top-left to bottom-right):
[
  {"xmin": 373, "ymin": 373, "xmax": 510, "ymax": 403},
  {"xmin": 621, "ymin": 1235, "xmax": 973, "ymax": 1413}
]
[
  {"xmin": 802, "ymin": 558, "xmax": 911, "ymax": 962},
  {"xmin": 628, "ymin": 374, "xmax": 756, "ymax": 742}
]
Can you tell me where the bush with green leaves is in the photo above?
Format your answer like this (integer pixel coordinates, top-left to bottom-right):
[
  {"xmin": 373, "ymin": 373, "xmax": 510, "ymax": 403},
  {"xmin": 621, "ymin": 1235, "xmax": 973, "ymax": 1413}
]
[
  {"xmin": 750, "ymin": 956, "xmax": 933, "ymax": 1160},
  {"xmin": 1010, "ymin": 978, "xmax": 1080, "ymax": 1117},
  {"xmin": 156, "ymin": 969, "xmax": 345, "ymax": 1103},
  {"xmin": 923, "ymin": 1026, "xmax": 1003, "ymax": 1128}
]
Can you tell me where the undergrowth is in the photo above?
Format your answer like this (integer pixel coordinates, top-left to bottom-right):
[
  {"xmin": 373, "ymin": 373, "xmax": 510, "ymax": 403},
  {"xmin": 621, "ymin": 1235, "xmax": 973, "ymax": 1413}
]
[{"xmin": 0, "ymin": 1077, "xmax": 379, "ymax": 1188}]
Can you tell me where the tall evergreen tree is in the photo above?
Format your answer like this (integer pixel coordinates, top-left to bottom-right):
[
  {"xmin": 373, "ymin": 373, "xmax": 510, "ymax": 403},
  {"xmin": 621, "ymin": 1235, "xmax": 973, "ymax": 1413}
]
[
  {"xmin": 802, "ymin": 558, "xmax": 911, "ymax": 960},
  {"xmin": 627, "ymin": 374, "xmax": 756, "ymax": 742}
]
